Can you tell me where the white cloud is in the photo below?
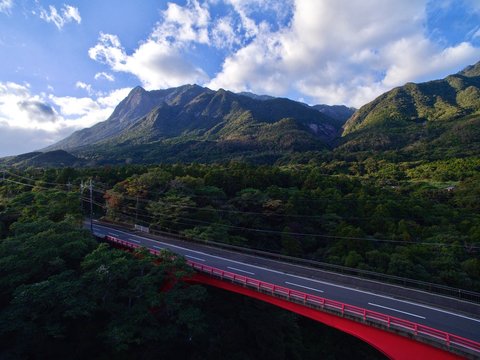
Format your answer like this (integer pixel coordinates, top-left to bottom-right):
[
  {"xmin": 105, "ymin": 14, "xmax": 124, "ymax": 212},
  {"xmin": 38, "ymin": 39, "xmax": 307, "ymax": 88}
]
[
  {"xmin": 86, "ymin": 0, "xmax": 480, "ymax": 107},
  {"xmin": 87, "ymin": 0, "xmax": 294, "ymax": 90},
  {"xmin": 88, "ymin": 1, "xmax": 216, "ymax": 89},
  {"xmin": 155, "ymin": 0, "xmax": 210, "ymax": 44},
  {"xmin": 89, "ymin": 32, "xmax": 208, "ymax": 89},
  {"xmin": 208, "ymin": 0, "xmax": 480, "ymax": 106},
  {"xmin": 0, "ymin": 0, "xmax": 13, "ymax": 14},
  {"xmin": 0, "ymin": 82, "xmax": 59, "ymax": 132},
  {"xmin": 382, "ymin": 39, "xmax": 480, "ymax": 86},
  {"xmin": 48, "ymin": 87, "xmax": 131, "ymax": 129},
  {"xmin": 39, "ymin": 4, "xmax": 81, "ymax": 29},
  {"xmin": 75, "ymin": 81, "xmax": 93, "ymax": 95},
  {"xmin": 211, "ymin": 16, "xmax": 239, "ymax": 49},
  {"xmin": 94, "ymin": 72, "xmax": 115, "ymax": 82},
  {"xmin": 88, "ymin": 33, "xmax": 126, "ymax": 68},
  {"xmin": 0, "ymin": 81, "xmax": 131, "ymax": 155},
  {"xmin": 48, "ymin": 95, "xmax": 98, "ymax": 117},
  {"xmin": 63, "ymin": 4, "xmax": 81, "ymax": 22}
]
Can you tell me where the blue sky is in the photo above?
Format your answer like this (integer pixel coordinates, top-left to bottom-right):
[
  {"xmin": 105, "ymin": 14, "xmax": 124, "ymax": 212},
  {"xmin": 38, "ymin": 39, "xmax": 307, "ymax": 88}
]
[{"xmin": 1, "ymin": 0, "xmax": 480, "ymax": 156}]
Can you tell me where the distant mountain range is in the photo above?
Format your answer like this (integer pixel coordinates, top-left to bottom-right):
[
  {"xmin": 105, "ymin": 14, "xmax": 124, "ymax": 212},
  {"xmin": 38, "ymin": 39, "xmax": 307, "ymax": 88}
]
[
  {"xmin": 1, "ymin": 150, "xmax": 84, "ymax": 168},
  {"xmin": 3, "ymin": 60, "xmax": 480, "ymax": 167},
  {"xmin": 42, "ymin": 85, "xmax": 351, "ymax": 164}
]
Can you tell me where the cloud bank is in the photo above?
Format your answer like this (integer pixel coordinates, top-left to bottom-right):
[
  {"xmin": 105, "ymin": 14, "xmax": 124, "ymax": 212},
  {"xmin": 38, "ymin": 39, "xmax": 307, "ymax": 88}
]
[
  {"xmin": 0, "ymin": 82, "xmax": 130, "ymax": 156},
  {"xmin": 90, "ymin": 0, "xmax": 480, "ymax": 107}
]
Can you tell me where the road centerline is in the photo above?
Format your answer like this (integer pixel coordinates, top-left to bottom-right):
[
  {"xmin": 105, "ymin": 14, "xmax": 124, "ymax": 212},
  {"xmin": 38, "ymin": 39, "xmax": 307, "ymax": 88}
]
[
  {"xmin": 94, "ymin": 224, "xmax": 480, "ymax": 325},
  {"xmin": 227, "ymin": 266, "xmax": 255, "ymax": 275},
  {"xmin": 285, "ymin": 281, "xmax": 324, "ymax": 293},
  {"xmin": 368, "ymin": 302, "xmax": 426, "ymax": 319},
  {"xmin": 185, "ymin": 255, "xmax": 206, "ymax": 262}
]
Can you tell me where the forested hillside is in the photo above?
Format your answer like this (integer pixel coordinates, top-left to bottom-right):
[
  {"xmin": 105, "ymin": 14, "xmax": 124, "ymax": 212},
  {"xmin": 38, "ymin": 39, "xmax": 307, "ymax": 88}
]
[
  {"xmin": 2, "ymin": 161, "xmax": 479, "ymax": 293},
  {"xmin": 1, "ymin": 62, "xmax": 479, "ymax": 360},
  {"xmin": 0, "ymin": 167, "xmax": 385, "ymax": 359},
  {"xmin": 43, "ymin": 85, "xmax": 340, "ymax": 165},
  {"xmin": 339, "ymin": 61, "xmax": 480, "ymax": 160}
]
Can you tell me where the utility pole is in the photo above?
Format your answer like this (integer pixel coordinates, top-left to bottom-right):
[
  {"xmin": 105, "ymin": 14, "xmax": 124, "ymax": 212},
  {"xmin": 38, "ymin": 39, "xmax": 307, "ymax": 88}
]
[
  {"xmin": 89, "ymin": 178, "xmax": 93, "ymax": 233},
  {"xmin": 135, "ymin": 195, "xmax": 139, "ymax": 224}
]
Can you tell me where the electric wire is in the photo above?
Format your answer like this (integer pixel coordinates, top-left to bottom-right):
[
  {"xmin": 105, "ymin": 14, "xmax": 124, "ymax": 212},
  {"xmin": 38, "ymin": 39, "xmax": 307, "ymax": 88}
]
[
  {"xmin": 3, "ymin": 172, "xmax": 479, "ymax": 249},
  {"xmin": 110, "ymin": 205, "xmax": 480, "ymax": 249}
]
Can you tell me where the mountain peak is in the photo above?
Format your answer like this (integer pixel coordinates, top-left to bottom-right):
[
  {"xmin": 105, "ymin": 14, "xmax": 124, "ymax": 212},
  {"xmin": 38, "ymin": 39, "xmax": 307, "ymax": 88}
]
[
  {"xmin": 238, "ymin": 91, "xmax": 275, "ymax": 101},
  {"xmin": 43, "ymin": 85, "xmax": 342, "ymax": 162},
  {"xmin": 130, "ymin": 85, "xmax": 146, "ymax": 93},
  {"xmin": 458, "ymin": 60, "xmax": 480, "ymax": 78}
]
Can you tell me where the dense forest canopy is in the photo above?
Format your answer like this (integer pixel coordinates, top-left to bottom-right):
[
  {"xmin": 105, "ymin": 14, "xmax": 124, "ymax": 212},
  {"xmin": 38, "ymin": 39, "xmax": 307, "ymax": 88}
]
[
  {"xmin": 0, "ymin": 164, "xmax": 387, "ymax": 359},
  {"xmin": 2, "ymin": 158, "xmax": 479, "ymax": 292}
]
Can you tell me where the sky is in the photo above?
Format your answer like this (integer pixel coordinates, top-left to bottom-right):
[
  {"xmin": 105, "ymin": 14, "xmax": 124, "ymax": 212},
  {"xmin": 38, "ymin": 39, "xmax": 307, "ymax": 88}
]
[{"xmin": 1, "ymin": 0, "xmax": 480, "ymax": 157}]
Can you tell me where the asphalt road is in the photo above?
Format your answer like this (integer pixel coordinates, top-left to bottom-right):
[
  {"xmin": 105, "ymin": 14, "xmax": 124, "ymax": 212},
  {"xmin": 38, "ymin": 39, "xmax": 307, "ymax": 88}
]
[{"xmin": 91, "ymin": 222, "xmax": 480, "ymax": 343}]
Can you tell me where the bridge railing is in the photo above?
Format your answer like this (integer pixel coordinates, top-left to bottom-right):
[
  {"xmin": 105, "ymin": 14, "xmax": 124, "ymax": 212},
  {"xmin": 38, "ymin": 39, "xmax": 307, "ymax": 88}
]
[
  {"xmin": 103, "ymin": 235, "xmax": 480, "ymax": 359},
  {"xmin": 186, "ymin": 260, "xmax": 480, "ymax": 359},
  {"xmin": 98, "ymin": 219, "xmax": 480, "ymax": 303}
]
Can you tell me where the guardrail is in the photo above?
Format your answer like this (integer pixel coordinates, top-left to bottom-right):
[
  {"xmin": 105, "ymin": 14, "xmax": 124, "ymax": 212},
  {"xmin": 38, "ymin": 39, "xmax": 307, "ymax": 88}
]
[
  {"xmin": 188, "ymin": 261, "xmax": 480, "ymax": 359},
  {"xmin": 103, "ymin": 234, "xmax": 480, "ymax": 359},
  {"xmin": 98, "ymin": 218, "xmax": 480, "ymax": 304}
]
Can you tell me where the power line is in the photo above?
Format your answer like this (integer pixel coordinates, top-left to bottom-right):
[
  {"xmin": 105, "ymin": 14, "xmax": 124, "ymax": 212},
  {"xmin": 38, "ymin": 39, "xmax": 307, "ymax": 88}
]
[
  {"xmin": 2, "ymin": 178, "xmax": 51, "ymax": 189},
  {"xmin": 1, "ymin": 168, "xmax": 73, "ymax": 188},
  {"xmin": 111, "ymin": 207, "xmax": 479, "ymax": 249},
  {"xmin": 100, "ymin": 187, "xmax": 479, "ymax": 223},
  {"xmin": 3, "ymin": 174, "xmax": 477, "ymax": 249},
  {"xmin": 3, "ymin": 171, "xmax": 478, "ymax": 249}
]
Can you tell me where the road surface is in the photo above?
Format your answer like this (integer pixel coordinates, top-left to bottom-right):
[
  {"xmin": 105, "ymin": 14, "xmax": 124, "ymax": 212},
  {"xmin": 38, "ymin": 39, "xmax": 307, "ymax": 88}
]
[{"xmin": 91, "ymin": 222, "xmax": 480, "ymax": 342}]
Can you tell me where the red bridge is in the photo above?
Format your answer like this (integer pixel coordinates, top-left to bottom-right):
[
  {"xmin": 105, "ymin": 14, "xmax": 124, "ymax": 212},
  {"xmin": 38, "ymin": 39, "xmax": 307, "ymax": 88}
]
[{"xmin": 105, "ymin": 235, "xmax": 480, "ymax": 360}]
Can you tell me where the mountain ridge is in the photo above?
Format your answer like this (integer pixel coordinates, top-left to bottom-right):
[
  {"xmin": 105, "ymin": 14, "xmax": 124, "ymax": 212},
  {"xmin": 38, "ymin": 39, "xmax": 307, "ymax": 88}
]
[
  {"xmin": 338, "ymin": 60, "xmax": 480, "ymax": 159},
  {"xmin": 45, "ymin": 84, "xmax": 211, "ymax": 151},
  {"xmin": 6, "ymin": 60, "xmax": 480, "ymax": 166},
  {"xmin": 43, "ymin": 85, "xmax": 346, "ymax": 164},
  {"xmin": 343, "ymin": 62, "xmax": 480, "ymax": 135}
]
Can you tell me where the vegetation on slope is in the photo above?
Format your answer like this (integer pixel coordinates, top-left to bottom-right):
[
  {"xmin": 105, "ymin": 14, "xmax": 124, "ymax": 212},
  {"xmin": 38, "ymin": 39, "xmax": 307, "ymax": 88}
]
[
  {"xmin": 0, "ymin": 168, "xmax": 385, "ymax": 359},
  {"xmin": 338, "ymin": 61, "xmax": 480, "ymax": 160}
]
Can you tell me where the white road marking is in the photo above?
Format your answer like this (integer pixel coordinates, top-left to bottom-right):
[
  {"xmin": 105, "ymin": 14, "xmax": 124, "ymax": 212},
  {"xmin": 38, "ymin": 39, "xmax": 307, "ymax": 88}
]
[
  {"xmin": 285, "ymin": 281, "xmax": 324, "ymax": 293},
  {"xmin": 285, "ymin": 273, "xmax": 480, "ymax": 324},
  {"xmin": 227, "ymin": 266, "xmax": 255, "ymax": 275},
  {"xmin": 185, "ymin": 255, "xmax": 206, "ymax": 262},
  {"xmin": 94, "ymin": 224, "xmax": 480, "ymax": 324},
  {"xmin": 381, "ymin": 298, "xmax": 480, "ymax": 324},
  {"xmin": 129, "ymin": 238, "xmax": 141, "ymax": 243},
  {"xmin": 368, "ymin": 302, "xmax": 426, "ymax": 319}
]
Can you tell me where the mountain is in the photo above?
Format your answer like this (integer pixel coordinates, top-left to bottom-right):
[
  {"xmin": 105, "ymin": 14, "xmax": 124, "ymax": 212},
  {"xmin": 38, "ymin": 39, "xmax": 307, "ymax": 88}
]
[
  {"xmin": 1, "ymin": 150, "xmax": 84, "ymax": 168},
  {"xmin": 237, "ymin": 91, "xmax": 276, "ymax": 101},
  {"xmin": 312, "ymin": 104, "xmax": 355, "ymax": 124},
  {"xmin": 239, "ymin": 92, "xmax": 354, "ymax": 124},
  {"xmin": 338, "ymin": 61, "xmax": 480, "ymax": 158},
  {"xmin": 45, "ymin": 85, "xmax": 208, "ymax": 151},
  {"xmin": 46, "ymin": 85, "xmax": 341, "ymax": 164}
]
